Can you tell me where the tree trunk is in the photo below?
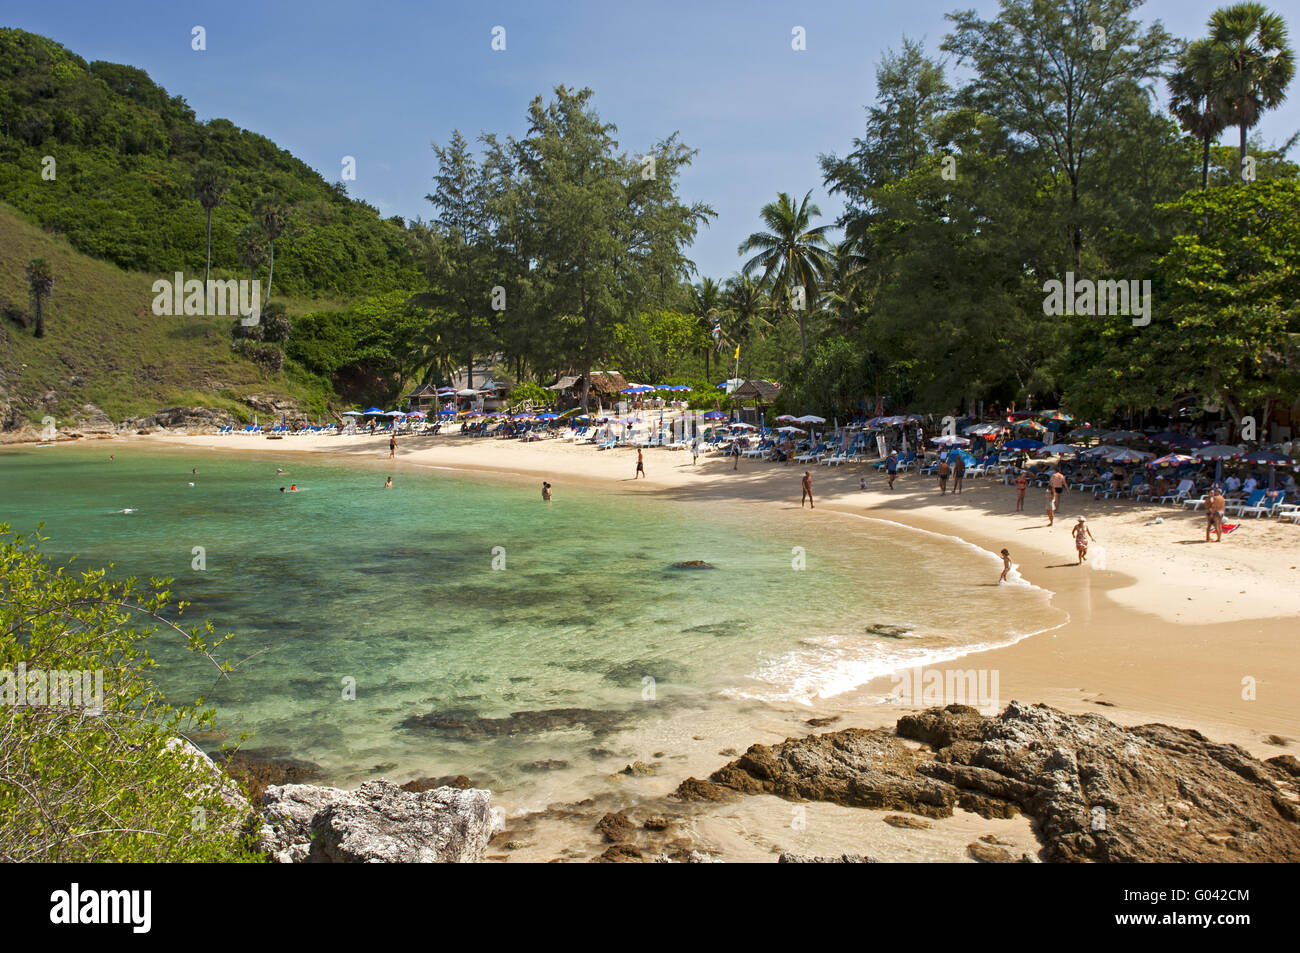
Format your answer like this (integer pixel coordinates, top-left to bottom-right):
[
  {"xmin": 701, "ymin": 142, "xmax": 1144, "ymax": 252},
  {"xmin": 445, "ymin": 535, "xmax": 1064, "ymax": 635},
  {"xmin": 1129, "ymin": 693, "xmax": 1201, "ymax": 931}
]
[
  {"xmin": 205, "ymin": 209, "xmax": 213, "ymax": 289},
  {"xmin": 704, "ymin": 348, "xmax": 710, "ymax": 382},
  {"xmin": 33, "ymin": 297, "xmax": 44, "ymax": 338},
  {"xmin": 1201, "ymin": 137, "xmax": 1211, "ymax": 190},
  {"xmin": 266, "ymin": 243, "xmax": 276, "ymax": 302},
  {"xmin": 1239, "ymin": 123, "xmax": 1248, "ymax": 179}
]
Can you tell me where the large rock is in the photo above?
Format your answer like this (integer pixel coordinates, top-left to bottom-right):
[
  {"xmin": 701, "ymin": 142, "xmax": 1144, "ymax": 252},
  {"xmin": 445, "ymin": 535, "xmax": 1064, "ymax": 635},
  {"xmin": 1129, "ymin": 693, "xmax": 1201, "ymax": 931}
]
[
  {"xmin": 164, "ymin": 737, "xmax": 252, "ymax": 833},
  {"xmin": 258, "ymin": 779, "xmax": 502, "ymax": 863},
  {"xmin": 676, "ymin": 702, "xmax": 1300, "ymax": 862}
]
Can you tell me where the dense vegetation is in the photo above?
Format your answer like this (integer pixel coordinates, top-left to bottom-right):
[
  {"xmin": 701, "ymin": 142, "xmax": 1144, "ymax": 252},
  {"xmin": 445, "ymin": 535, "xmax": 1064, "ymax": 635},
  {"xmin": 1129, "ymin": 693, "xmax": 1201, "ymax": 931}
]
[
  {"xmin": 0, "ymin": 527, "xmax": 259, "ymax": 862},
  {"xmin": 0, "ymin": 28, "xmax": 418, "ymax": 299}
]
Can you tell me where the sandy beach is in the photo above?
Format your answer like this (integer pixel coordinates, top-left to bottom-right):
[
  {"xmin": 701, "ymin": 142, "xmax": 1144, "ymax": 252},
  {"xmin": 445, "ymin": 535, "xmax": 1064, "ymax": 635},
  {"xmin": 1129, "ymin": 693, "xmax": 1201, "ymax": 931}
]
[{"xmin": 117, "ymin": 427, "xmax": 1299, "ymax": 860}]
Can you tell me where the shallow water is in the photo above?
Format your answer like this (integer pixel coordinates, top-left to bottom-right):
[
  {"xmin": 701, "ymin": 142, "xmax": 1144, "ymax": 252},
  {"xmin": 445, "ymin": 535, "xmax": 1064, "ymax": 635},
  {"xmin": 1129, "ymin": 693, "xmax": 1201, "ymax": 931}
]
[{"xmin": 0, "ymin": 443, "xmax": 1060, "ymax": 812}]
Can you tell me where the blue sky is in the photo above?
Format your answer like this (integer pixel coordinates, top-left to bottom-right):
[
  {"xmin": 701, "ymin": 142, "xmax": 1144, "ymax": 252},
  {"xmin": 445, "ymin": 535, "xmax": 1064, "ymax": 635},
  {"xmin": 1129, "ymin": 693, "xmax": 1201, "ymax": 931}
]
[{"xmin": 7, "ymin": 0, "xmax": 1299, "ymax": 279}]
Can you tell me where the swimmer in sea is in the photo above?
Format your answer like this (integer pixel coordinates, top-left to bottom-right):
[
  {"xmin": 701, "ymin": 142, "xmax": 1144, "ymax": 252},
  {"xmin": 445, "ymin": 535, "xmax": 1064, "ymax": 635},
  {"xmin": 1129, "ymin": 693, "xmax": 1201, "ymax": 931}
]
[
  {"xmin": 384, "ymin": 477, "xmax": 392, "ymax": 489},
  {"xmin": 115, "ymin": 508, "xmax": 135, "ymax": 514}
]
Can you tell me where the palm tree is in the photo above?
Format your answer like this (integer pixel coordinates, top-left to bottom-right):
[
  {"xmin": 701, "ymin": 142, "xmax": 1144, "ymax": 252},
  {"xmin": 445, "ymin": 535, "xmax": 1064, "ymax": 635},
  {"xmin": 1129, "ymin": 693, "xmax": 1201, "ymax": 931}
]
[
  {"xmin": 1169, "ymin": 40, "xmax": 1232, "ymax": 188},
  {"xmin": 191, "ymin": 161, "xmax": 228, "ymax": 289},
  {"xmin": 1207, "ymin": 3, "xmax": 1296, "ymax": 174},
  {"xmin": 690, "ymin": 277, "xmax": 723, "ymax": 381},
  {"xmin": 252, "ymin": 196, "xmax": 289, "ymax": 302},
  {"xmin": 236, "ymin": 223, "xmax": 268, "ymax": 285},
  {"xmin": 721, "ymin": 274, "xmax": 771, "ymax": 353},
  {"xmin": 818, "ymin": 238, "xmax": 869, "ymax": 335},
  {"xmin": 25, "ymin": 258, "xmax": 53, "ymax": 339},
  {"xmin": 737, "ymin": 190, "xmax": 835, "ymax": 358}
]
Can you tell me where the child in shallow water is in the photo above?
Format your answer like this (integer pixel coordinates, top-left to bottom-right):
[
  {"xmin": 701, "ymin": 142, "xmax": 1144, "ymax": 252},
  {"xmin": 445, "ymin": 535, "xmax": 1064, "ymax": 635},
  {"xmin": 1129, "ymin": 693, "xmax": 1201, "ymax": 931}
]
[{"xmin": 1000, "ymin": 549, "xmax": 1011, "ymax": 584}]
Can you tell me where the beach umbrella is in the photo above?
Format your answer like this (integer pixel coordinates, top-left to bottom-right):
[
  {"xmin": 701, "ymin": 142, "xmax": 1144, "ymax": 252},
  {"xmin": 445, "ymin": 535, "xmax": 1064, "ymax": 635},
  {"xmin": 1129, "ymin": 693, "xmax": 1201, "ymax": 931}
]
[
  {"xmin": 1003, "ymin": 438, "xmax": 1044, "ymax": 451},
  {"xmin": 1148, "ymin": 453, "xmax": 1198, "ymax": 468},
  {"xmin": 776, "ymin": 425, "xmax": 805, "ymax": 434},
  {"xmin": 1236, "ymin": 449, "xmax": 1297, "ymax": 490},
  {"xmin": 776, "ymin": 414, "xmax": 799, "ymax": 423},
  {"xmin": 363, "ymin": 407, "xmax": 384, "ymax": 415},
  {"xmin": 1107, "ymin": 449, "xmax": 1152, "ymax": 464},
  {"xmin": 963, "ymin": 423, "xmax": 1003, "ymax": 436},
  {"xmin": 1166, "ymin": 434, "xmax": 1211, "ymax": 449},
  {"xmin": 341, "ymin": 410, "xmax": 363, "ymax": 416},
  {"xmin": 797, "ymin": 414, "xmax": 827, "ymax": 424},
  {"xmin": 703, "ymin": 411, "xmax": 728, "ymax": 420},
  {"xmin": 407, "ymin": 411, "xmax": 427, "ymax": 418},
  {"xmin": 1041, "ymin": 443, "xmax": 1082, "ymax": 454},
  {"xmin": 1040, "ymin": 410, "xmax": 1073, "ymax": 422},
  {"xmin": 1194, "ymin": 445, "xmax": 1240, "ymax": 484},
  {"xmin": 1100, "ymin": 430, "xmax": 1144, "ymax": 443},
  {"xmin": 931, "ymin": 435, "xmax": 970, "ymax": 446},
  {"xmin": 535, "ymin": 412, "xmax": 560, "ymax": 420},
  {"xmin": 946, "ymin": 449, "xmax": 976, "ymax": 465},
  {"xmin": 455, "ymin": 388, "xmax": 479, "ymax": 397}
]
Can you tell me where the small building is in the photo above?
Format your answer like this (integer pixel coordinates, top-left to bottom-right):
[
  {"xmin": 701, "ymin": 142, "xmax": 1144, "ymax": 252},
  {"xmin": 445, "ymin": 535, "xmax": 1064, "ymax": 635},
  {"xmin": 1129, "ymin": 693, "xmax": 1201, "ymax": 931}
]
[
  {"xmin": 402, "ymin": 382, "xmax": 442, "ymax": 410},
  {"xmin": 548, "ymin": 371, "xmax": 630, "ymax": 411},
  {"xmin": 730, "ymin": 379, "xmax": 780, "ymax": 422}
]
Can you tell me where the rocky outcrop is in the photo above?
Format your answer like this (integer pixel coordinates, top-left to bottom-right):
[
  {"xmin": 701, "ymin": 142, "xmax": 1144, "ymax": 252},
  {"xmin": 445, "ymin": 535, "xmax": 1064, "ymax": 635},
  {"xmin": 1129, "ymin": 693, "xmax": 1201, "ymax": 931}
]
[
  {"xmin": 675, "ymin": 702, "xmax": 1300, "ymax": 862},
  {"xmin": 165, "ymin": 737, "xmax": 252, "ymax": 832},
  {"xmin": 778, "ymin": 853, "xmax": 879, "ymax": 863},
  {"xmin": 401, "ymin": 706, "xmax": 627, "ymax": 738},
  {"xmin": 258, "ymin": 779, "xmax": 502, "ymax": 863}
]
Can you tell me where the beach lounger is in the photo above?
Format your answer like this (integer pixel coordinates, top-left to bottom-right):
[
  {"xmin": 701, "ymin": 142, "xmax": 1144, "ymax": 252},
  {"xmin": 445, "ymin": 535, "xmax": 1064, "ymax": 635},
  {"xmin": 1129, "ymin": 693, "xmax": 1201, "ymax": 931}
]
[
  {"xmin": 1225, "ymin": 490, "xmax": 1265, "ymax": 516},
  {"xmin": 1158, "ymin": 479, "xmax": 1194, "ymax": 505},
  {"xmin": 1239, "ymin": 494, "xmax": 1284, "ymax": 519}
]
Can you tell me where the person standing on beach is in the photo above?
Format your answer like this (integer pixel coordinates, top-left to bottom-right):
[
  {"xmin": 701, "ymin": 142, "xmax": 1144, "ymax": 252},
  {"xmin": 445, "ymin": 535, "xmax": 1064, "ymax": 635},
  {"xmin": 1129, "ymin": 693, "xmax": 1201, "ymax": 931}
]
[
  {"xmin": 1045, "ymin": 488, "xmax": 1056, "ymax": 526},
  {"xmin": 953, "ymin": 455, "xmax": 966, "ymax": 494},
  {"xmin": 887, "ymin": 451, "xmax": 898, "ymax": 489},
  {"xmin": 999, "ymin": 549, "xmax": 1012, "ymax": 584},
  {"xmin": 937, "ymin": 459, "xmax": 950, "ymax": 494},
  {"xmin": 801, "ymin": 470, "xmax": 814, "ymax": 508},
  {"xmin": 1206, "ymin": 486, "xmax": 1226, "ymax": 542},
  {"xmin": 1072, "ymin": 517, "xmax": 1094, "ymax": 563},
  {"xmin": 635, "ymin": 449, "xmax": 646, "ymax": 479},
  {"xmin": 691, "ymin": 439, "xmax": 699, "ymax": 466},
  {"xmin": 389, "ymin": 434, "xmax": 397, "ymax": 460},
  {"xmin": 1015, "ymin": 472, "xmax": 1029, "ymax": 511},
  {"xmin": 1049, "ymin": 469, "xmax": 1066, "ymax": 514},
  {"xmin": 732, "ymin": 441, "xmax": 741, "ymax": 471}
]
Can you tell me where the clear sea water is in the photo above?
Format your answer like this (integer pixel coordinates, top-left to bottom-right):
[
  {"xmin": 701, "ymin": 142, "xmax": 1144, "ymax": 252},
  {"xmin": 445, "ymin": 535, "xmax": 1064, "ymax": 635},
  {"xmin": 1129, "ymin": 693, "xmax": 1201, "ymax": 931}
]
[{"xmin": 0, "ymin": 443, "xmax": 1060, "ymax": 812}]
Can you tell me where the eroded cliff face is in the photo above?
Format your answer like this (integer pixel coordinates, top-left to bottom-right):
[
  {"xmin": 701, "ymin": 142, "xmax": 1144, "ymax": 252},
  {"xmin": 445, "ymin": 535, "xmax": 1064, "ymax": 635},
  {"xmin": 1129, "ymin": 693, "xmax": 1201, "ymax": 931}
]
[{"xmin": 675, "ymin": 701, "xmax": 1300, "ymax": 862}]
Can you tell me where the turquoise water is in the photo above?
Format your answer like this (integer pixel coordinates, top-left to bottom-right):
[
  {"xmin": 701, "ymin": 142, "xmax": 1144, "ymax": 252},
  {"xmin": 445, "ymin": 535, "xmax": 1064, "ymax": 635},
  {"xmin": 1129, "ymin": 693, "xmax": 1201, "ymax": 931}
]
[{"xmin": 0, "ymin": 443, "xmax": 1056, "ymax": 809}]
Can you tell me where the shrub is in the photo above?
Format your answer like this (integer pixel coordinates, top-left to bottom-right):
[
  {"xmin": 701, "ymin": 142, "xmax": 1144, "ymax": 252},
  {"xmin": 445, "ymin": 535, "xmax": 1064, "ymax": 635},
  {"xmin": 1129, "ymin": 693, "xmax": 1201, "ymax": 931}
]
[{"xmin": 0, "ymin": 526, "xmax": 261, "ymax": 862}]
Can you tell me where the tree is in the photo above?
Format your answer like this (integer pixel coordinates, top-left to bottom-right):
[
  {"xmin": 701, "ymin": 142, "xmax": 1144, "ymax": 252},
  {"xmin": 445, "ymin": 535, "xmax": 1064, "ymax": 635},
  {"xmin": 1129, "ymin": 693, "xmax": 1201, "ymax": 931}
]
[
  {"xmin": 1206, "ymin": 3, "xmax": 1296, "ymax": 175},
  {"xmin": 24, "ymin": 257, "xmax": 53, "ymax": 339},
  {"xmin": 690, "ymin": 277, "xmax": 723, "ymax": 381},
  {"xmin": 0, "ymin": 526, "xmax": 259, "ymax": 862},
  {"xmin": 236, "ymin": 223, "xmax": 268, "ymax": 285},
  {"xmin": 943, "ymin": 0, "xmax": 1172, "ymax": 267},
  {"xmin": 191, "ymin": 160, "xmax": 227, "ymax": 289},
  {"xmin": 737, "ymin": 190, "xmax": 835, "ymax": 358},
  {"xmin": 1169, "ymin": 40, "xmax": 1232, "ymax": 189},
  {"xmin": 252, "ymin": 196, "xmax": 289, "ymax": 302},
  {"xmin": 515, "ymin": 86, "xmax": 711, "ymax": 411}
]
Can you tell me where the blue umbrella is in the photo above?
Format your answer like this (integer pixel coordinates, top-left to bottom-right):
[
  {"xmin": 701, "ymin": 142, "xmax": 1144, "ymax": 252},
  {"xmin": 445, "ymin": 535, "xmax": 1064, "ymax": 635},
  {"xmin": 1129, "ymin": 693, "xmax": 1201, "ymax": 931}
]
[
  {"xmin": 363, "ymin": 407, "xmax": 384, "ymax": 415},
  {"xmin": 535, "ymin": 412, "xmax": 560, "ymax": 420},
  {"xmin": 1004, "ymin": 438, "xmax": 1044, "ymax": 451}
]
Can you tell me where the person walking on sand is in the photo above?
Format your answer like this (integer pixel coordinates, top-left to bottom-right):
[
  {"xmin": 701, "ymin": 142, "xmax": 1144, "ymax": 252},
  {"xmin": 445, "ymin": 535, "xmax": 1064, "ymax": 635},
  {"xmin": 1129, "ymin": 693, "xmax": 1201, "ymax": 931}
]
[
  {"xmin": 542, "ymin": 481, "xmax": 552, "ymax": 501},
  {"xmin": 1072, "ymin": 517, "xmax": 1094, "ymax": 564},
  {"xmin": 887, "ymin": 451, "xmax": 898, "ymax": 489},
  {"xmin": 635, "ymin": 449, "xmax": 646, "ymax": 479},
  {"xmin": 1206, "ymin": 486, "xmax": 1226, "ymax": 542},
  {"xmin": 1015, "ymin": 471, "xmax": 1029, "ymax": 511},
  {"xmin": 937, "ymin": 459, "xmax": 951, "ymax": 495},
  {"xmin": 999, "ymin": 548, "xmax": 1012, "ymax": 584},
  {"xmin": 732, "ymin": 441, "xmax": 741, "ymax": 471},
  {"xmin": 1049, "ymin": 469, "xmax": 1067, "ymax": 514},
  {"xmin": 1045, "ymin": 488, "xmax": 1056, "ymax": 526},
  {"xmin": 801, "ymin": 470, "xmax": 814, "ymax": 508},
  {"xmin": 691, "ymin": 439, "xmax": 699, "ymax": 467},
  {"xmin": 953, "ymin": 455, "xmax": 966, "ymax": 494},
  {"xmin": 389, "ymin": 434, "xmax": 397, "ymax": 460}
]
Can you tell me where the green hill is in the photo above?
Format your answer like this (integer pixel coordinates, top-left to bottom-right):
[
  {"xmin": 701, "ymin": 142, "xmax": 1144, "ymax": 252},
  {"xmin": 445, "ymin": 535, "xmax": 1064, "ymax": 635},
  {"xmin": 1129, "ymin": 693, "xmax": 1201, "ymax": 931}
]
[
  {"xmin": 0, "ymin": 201, "xmax": 336, "ymax": 428},
  {"xmin": 0, "ymin": 27, "xmax": 418, "ymax": 299}
]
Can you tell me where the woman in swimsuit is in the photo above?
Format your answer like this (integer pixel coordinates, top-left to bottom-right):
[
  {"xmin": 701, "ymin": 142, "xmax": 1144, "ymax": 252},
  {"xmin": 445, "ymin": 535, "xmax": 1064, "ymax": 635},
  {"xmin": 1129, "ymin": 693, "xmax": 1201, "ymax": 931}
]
[{"xmin": 1072, "ymin": 517, "xmax": 1094, "ymax": 564}]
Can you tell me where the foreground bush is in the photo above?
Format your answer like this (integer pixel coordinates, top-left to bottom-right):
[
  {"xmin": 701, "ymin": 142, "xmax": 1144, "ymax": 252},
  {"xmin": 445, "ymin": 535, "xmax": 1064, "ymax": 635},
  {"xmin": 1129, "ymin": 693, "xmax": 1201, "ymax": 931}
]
[{"xmin": 0, "ymin": 526, "xmax": 261, "ymax": 862}]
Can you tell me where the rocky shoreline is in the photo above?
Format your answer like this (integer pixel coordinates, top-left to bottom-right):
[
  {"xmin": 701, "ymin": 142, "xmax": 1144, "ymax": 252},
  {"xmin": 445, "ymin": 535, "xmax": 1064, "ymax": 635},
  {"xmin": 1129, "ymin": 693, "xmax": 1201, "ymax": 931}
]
[
  {"xmin": 197, "ymin": 701, "xmax": 1299, "ymax": 863},
  {"xmin": 0, "ymin": 402, "xmax": 305, "ymax": 443}
]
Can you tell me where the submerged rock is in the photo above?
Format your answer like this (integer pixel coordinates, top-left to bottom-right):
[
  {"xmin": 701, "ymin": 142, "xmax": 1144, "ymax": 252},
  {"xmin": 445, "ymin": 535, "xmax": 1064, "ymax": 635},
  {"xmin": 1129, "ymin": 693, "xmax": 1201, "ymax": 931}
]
[
  {"xmin": 778, "ymin": 853, "xmax": 879, "ymax": 863},
  {"xmin": 257, "ymin": 779, "xmax": 502, "ymax": 863},
  {"xmin": 401, "ymin": 706, "xmax": 626, "ymax": 738},
  {"xmin": 669, "ymin": 560, "xmax": 715, "ymax": 569},
  {"xmin": 679, "ymin": 702, "xmax": 1300, "ymax": 862}
]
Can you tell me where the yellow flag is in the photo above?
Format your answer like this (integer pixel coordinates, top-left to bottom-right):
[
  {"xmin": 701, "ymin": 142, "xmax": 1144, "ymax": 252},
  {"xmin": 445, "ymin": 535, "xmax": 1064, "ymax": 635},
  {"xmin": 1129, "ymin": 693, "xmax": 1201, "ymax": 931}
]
[{"xmin": 734, "ymin": 344, "xmax": 740, "ymax": 360}]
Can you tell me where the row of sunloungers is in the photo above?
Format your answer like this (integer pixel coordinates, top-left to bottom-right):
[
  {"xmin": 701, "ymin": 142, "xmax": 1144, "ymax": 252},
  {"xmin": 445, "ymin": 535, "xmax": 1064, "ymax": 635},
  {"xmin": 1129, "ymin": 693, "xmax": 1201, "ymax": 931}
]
[
  {"xmin": 1019, "ymin": 467, "xmax": 1300, "ymax": 522},
  {"xmin": 214, "ymin": 424, "xmax": 336, "ymax": 435}
]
